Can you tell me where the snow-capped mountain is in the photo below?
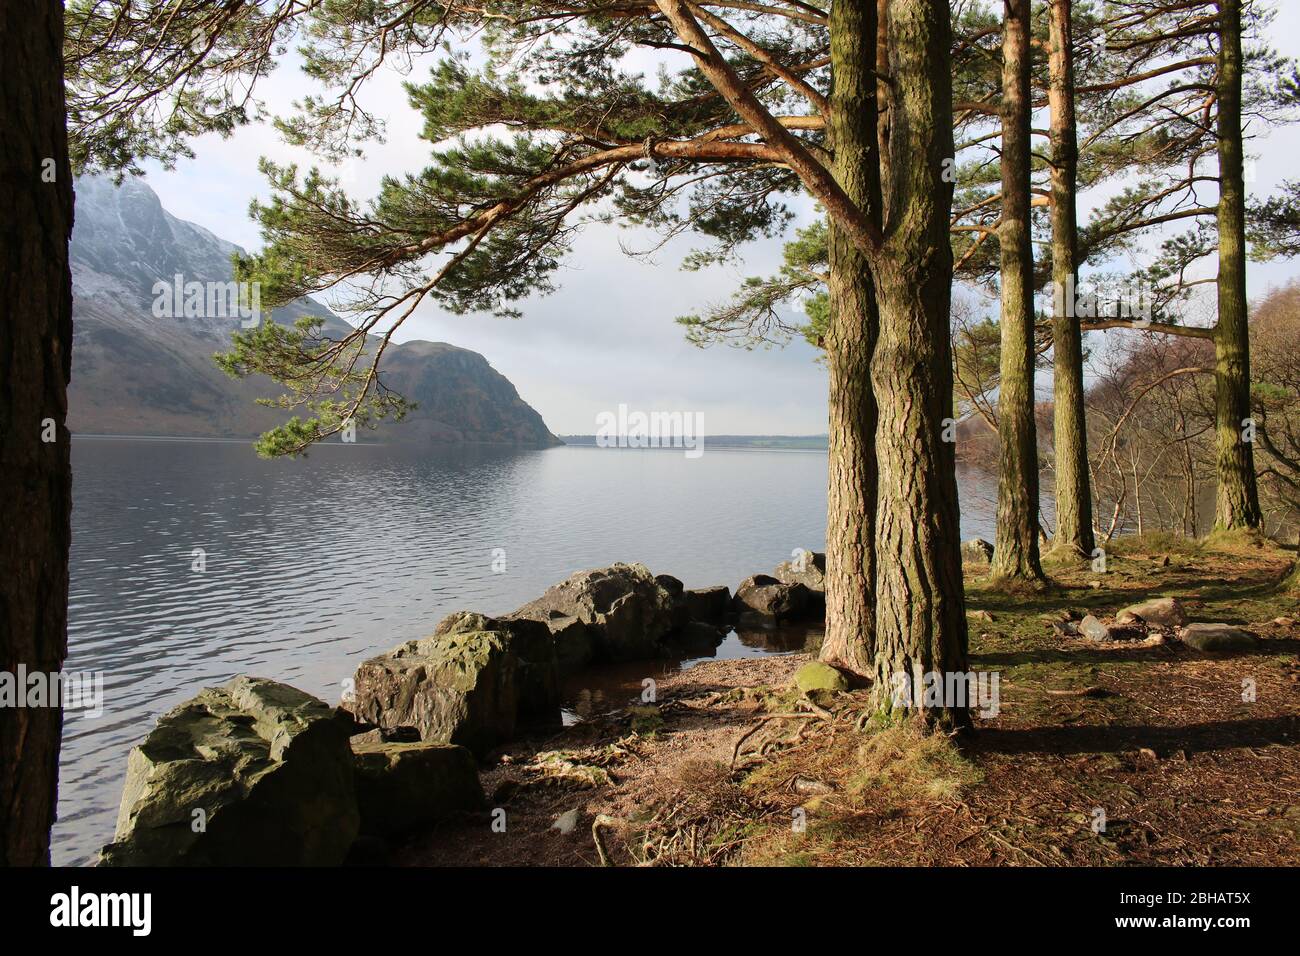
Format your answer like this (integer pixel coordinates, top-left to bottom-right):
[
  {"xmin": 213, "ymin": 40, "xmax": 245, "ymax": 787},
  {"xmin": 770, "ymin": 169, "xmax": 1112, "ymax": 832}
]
[{"xmin": 67, "ymin": 176, "xmax": 558, "ymax": 445}]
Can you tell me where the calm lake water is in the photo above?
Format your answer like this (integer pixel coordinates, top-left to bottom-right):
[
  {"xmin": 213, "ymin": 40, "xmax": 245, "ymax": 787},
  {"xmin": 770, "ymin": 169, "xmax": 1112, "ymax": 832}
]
[{"xmin": 58, "ymin": 437, "xmax": 999, "ymax": 865}]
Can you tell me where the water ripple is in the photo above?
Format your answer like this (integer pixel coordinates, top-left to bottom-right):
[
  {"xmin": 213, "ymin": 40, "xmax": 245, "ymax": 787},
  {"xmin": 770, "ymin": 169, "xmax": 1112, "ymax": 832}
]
[{"xmin": 57, "ymin": 437, "xmax": 999, "ymax": 865}]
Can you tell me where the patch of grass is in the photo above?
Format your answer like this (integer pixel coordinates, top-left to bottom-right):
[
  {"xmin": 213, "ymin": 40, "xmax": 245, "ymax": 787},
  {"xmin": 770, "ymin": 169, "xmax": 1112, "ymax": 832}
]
[
  {"xmin": 1108, "ymin": 531, "xmax": 1206, "ymax": 559},
  {"xmin": 1282, "ymin": 561, "xmax": 1300, "ymax": 595},
  {"xmin": 1202, "ymin": 527, "xmax": 1274, "ymax": 554},
  {"xmin": 628, "ymin": 705, "xmax": 664, "ymax": 735},
  {"xmin": 718, "ymin": 683, "xmax": 801, "ymax": 713},
  {"xmin": 843, "ymin": 723, "xmax": 985, "ymax": 802},
  {"xmin": 738, "ymin": 720, "xmax": 984, "ymax": 866}
]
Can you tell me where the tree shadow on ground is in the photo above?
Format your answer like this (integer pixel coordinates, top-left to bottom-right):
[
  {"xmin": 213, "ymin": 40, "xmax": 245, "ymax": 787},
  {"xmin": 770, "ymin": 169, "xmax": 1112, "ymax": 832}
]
[
  {"xmin": 967, "ymin": 562, "xmax": 1293, "ymax": 620},
  {"xmin": 970, "ymin": 714, "xmax": 1300, "ymax": 757},
  {"xmin": 973, "ymin": 638, "xmax": 1300, "ymax": 669}
]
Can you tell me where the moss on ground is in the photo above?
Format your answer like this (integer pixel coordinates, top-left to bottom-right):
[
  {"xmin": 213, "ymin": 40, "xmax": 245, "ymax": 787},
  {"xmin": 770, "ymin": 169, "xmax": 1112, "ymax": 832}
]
[{"xmin": 734, "ymin": 533, "xmax": 1300, "ymax": 867}]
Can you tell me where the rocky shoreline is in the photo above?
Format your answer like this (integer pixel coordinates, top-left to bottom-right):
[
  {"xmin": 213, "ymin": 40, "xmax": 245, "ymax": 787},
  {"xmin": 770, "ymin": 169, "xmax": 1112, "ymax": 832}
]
[
  {"xmin": 98, "ymin": 539, "xmax": 1271, "ymax": 866},
  {"xmin": 99, "ymin": 551, "xmax": 830, "ymax": 866}
]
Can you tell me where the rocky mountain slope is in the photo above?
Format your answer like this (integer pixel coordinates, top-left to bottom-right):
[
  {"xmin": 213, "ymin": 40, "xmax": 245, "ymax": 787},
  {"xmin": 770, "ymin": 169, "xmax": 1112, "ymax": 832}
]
[{"xmin": 68, "ymin": 176, "xmax": 559, "ymax": 446}]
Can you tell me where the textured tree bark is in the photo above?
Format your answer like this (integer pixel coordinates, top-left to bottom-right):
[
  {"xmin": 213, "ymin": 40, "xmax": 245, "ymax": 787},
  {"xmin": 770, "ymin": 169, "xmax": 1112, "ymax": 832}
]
[
  {"xmin": 0, "ymin": 0, "xmax": 74, "ymax": 866},
  {"xmin": 660, "ymin": 0, "xmax": 967, "ymax": 716},
  {"xmin": 1212, "ymin": 0, "xmax": 1262, "ymax": 531},
  {"xmin": 1046, "ymin": 0, "xmax": 1096, "ymax": 559},
  {"xmin": 869, "ymin": 0, "xmax": 970, "ymax": 728},
  {"xmin": 820, "ymin": 0, "xmax": 882, "ymax": 676},
  {"xmin": 875, "ymin": 0, "xmax": 892, "ymax": 192},
  {"xmin": 991, "ymin": 0, "xmax": 1046, "ymax": 584}
]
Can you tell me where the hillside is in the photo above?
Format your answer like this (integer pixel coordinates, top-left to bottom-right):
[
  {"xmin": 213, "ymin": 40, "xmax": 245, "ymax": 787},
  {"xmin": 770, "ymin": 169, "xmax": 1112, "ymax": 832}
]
[{"xmin": 68, "ymin": 176, "xmax": 559, "ymax": 446}]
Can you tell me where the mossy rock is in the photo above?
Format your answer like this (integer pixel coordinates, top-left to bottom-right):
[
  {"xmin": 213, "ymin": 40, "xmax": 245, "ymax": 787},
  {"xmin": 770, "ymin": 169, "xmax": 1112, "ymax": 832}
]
[
  {"xmin": 794, "ymin": 661, "xmax": 849, "ymax": 694},
  {"xmin": 352, "ymin": 740, "xmax": 484, "ymax": 838},
  {"xmin": 100, "ymin": 677, "xmax": 359, "ymax": 866},
  {"xmin": 348, "ymin": 630, "xmax": 519, "ymax": 757}
]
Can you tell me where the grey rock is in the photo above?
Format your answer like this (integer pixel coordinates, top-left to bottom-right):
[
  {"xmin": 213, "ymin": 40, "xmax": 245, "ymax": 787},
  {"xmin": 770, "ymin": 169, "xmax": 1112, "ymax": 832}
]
[
  {"xmin": 551, "ymin": 808, "xmax": 581, "ymax": 834},
  {"xmin": 439, "ymin": 608, "xmax": 597, "ymax": 675},
  {"xmin": 434, "ymin": 610, "xmax": 494, "ymax": 636},
  {"xmin": 654, "ymin": 574, "xmax": 685, "ymax": 601},
  {"xmin": 1079, "ymin": 615, "xmax": 1111, "ymax": 641},
  {"xmin": 352, "ymin": 740, "xmax": 484, "ymax": 838},
  {"xmin": 1181, "ymin": 623, "xmax": 1259, "ymax": 652},
  {"xmin": 733, "ymin": 574, "xmax": 814, "ymax": 622},
  {"xmin": 774, "ymin": 550, "xmax": 826, "ymax": 592},
  {"xmin": 655, "ymin": 573, "xmax": 691, "ymax": 629},
  {"xmin": 348, "ymin": 630, "xmax": 520, "ymax": 757},
  {"xmin": 511, "ymin": 563, "xmax": 676, "ymax": 661},
  {"xmin": 350, "ymin": 726, "xmax": 421, "ymax": 745},
  {"xmin": 1051, "ymin": 620, "xmax": 1080, "ymax": 638},
  {"xmin": 433, "ymin": 610, "xmax": 560, "ymax": 718},
  {"xmin": 100, "ymin": 676, "xmax": 359, "ymax": 866},
  {"xmin": 684, "ymin": 585, "xmax": 732, "ymax": 625},
  {"xmin": 538, "ymin": 615, "xmax": 598, "ymax": 674},
  {"xmin": 1117, "ymin": 597, "xmax": 1188, "ymax": 629}
]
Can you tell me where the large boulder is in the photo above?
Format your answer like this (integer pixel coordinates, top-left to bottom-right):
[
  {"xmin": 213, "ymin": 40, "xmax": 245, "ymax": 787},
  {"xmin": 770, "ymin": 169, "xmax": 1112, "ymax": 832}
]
[
  {"xmin": 100, "ymin": 677, "xmax": 358, "ymax": 866},
  {"xmin": 511, "ymin": 563, "xmax": 676, "ymax": 661},
  {"xmin": 774, "ymin": 550, "xmax": 826, "ymax": 593},
  {"xmin": 534, "ymin": 615, "xmax": 598, "ymax": 674},
  {"xmin": 351, "ymin": 740, "xmax": 484, "ymax": 839},
  {"xmin": 733, "ymin": 574, "xmax": 815, "ymax": 622},
  {"xmin": 348, "ymin": 630, "xmax": 519, "ymax": 757},
  {"xmin": 654, "ymin": 574, "xmax": 686, "ymax": 601},
  {"xmin": 1117, "ymin": 597, "xmax": 1188, "ymax": 629},
  {"xmin": 1181, "ymin": 623, "xmax": 1259, "ymax": 652},
  {"xmin": 655, "ymin": 573, "xmax": 692, "ymax": 629},
  {"xmin": 441, "ymin": 607, "xmax": 596, "ymax": 675},
  {"xmin": 434, "ymin": 611, "xmax": 560, "ymax": 717},
  {"xmin": 684, "ymin": 586, "xmax": 732, "ymax": 625}
]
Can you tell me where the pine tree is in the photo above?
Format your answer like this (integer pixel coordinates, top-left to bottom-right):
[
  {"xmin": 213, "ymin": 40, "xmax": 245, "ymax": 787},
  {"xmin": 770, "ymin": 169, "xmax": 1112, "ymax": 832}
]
[
  {"xmin": 990, "ymin": 0, "xmax": 1046, "ymax": 585},
  {"xmin": 1, "ymin": 0, "xmax": 75, "ymax": 865}
]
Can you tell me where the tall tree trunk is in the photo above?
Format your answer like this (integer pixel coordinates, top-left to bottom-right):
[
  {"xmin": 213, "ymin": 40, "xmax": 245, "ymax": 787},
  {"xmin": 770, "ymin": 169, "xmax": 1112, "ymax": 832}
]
[
  {"xmin": 1046, "ymin": 0, "xmax": 1096, "ymax": 558},
  {"xmin": 0, "ymin": 0, "xmax": 74, "ymax": 866},
  {"xmin": 1212, "ymin": 0, "xmax": 1262, "ymax": 531},
  {"xmin": 991, "ymin": 0, "xmax": 1046, "ymax": 584},
  {"xmin": 821, "ymin": 0, "xmax": 882, "ymax": 675},
  {"xmin": 870, "ymin": 0, "xmax": 970, "ymax": 729},
  {"xmin": 875, "ymin": 0, "xmax": 892, "ymax": 191}
]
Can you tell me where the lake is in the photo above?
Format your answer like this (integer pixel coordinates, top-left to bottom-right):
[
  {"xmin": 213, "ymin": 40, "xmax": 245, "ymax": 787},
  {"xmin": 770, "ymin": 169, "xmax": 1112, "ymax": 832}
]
[{"xmin": 57, "ymin": 436, "xmax": 1000, "ymax": 865}]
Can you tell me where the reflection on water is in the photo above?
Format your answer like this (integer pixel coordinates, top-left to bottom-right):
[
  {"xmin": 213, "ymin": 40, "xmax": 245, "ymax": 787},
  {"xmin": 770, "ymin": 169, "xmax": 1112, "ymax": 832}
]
[{"xmin": 61, "ymin": 436, "xmax": 997, "ymax": 865}]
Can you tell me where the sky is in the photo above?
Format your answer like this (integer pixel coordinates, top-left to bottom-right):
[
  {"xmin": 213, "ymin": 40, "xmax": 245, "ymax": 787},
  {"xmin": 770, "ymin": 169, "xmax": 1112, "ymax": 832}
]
[{"xmin": 141, "ymin": 5, "xmax": 1300, "ymax": 437}]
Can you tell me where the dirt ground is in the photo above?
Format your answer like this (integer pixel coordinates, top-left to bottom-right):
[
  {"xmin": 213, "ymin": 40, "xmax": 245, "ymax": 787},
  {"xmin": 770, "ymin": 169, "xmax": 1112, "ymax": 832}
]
[{"xmin": 396, "ymin": 534, "xmax": 1300, "ymax": 866}]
